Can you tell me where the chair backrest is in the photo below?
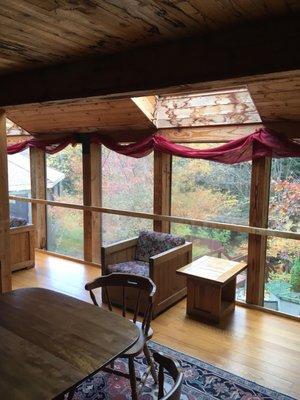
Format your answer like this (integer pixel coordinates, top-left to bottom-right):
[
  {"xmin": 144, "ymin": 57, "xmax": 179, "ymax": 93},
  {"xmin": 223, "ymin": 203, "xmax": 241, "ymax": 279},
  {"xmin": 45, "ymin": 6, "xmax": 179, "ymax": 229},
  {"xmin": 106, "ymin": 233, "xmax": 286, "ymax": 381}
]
[
  {"xmin": 153, "ymin": 352, "xmax": 183, "ymax": 400},
  {"xmin": 85, "ymin": 273, "xmax": 156, "ymax": 335},
  {"xmin": 135, "ymin": 230, "xmax": 185, "ymax": 262}
]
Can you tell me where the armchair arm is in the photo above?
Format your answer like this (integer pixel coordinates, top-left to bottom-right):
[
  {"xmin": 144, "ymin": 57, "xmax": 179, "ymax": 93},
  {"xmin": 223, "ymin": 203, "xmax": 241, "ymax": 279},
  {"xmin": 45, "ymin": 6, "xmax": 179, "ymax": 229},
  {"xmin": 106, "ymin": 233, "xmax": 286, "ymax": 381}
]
[
  {"xmin": 101, "ymin": 237, "xmax": 138, "ymax": 274},
  {"xmin": 150, "ymin": 242, "xmax": 192, "ymax": 265},
  {"xmin": 149, "ymin": 242, "xmax": 192, "ymax": 277}
]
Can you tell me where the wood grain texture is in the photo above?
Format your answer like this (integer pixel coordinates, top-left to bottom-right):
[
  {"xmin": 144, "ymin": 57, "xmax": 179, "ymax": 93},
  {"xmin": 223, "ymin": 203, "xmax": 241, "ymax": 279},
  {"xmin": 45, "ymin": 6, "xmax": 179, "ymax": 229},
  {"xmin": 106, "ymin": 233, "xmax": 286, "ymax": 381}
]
[
  {"xmin": 177, "ymin": 256, "xmax": 247, "ymax": 284},
  {"xmin": 247, "ymin": 157, "xmax": 271, "ymax": 306},
  {"xmin": 0, "ymin": 287, "xmax": 139, "ymax": 400},
  {"xmin": 6, "ymin": 98, "xmax": 155, "ymax": 136},
  {"xmin": 82, "ymin": 140, "xmax": 101, "ymax": 263},
  {"xmin": 248, "ymin": 74, "xmax": 300, "ymax": 122},
  {"xmin": 0, "ymin": 14, "xmax": 299, "ymax": 107},
  {"xmin": 155, "ymin": 89, "xmax": 261, "ymax": 128},
  {"xmin": 0, "ymin": 111, "xmax": 11, "ymax": 292},
  {"xmin": 30, "ymin": 147, "xmax": 46, "ymax": 249},
  {"xmin": 153, "ymin": 150, "xmax": 171, "ymax": 232},
  {"xmin": 11, "ymin": 252, "xmax": 300, "ymax": 398},
  {"xmin": 0, "ymin": 1, "xmax": 298, "ymax": 76},
  {"xmin": 8, "ymin": 194, "xmax": 300, "ymax": 241},
  {"xmin": 158, "ymin": 121, "xmax": 300, "ymax": 142},
  {"xmin": 10, "ymin": 224, "xmax": 35, "ymax": 272}
]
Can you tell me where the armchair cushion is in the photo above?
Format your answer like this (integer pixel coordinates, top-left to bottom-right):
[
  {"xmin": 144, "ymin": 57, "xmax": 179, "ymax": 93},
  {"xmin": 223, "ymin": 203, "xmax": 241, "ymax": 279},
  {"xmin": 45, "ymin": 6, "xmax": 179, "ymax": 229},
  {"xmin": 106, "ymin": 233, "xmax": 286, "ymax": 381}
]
[
  {"xmin": 10, "ymin": 216, "xmax": 28, "ymax": 228},
  {"xmin": 135, "ymin": 230, "xmax": 185, "ymax": 262},
  {"xmin": 107, "ymin": 260, "xmax": 149, "ymax": 277}
]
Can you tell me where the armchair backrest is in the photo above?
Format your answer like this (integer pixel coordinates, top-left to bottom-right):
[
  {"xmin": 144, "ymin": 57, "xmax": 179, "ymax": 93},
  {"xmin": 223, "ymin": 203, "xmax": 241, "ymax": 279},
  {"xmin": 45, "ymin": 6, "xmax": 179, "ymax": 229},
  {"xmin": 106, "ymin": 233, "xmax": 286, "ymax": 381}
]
[{"xmin": 135, "ymin": 230, "xmax": 185, "ymax": 262}]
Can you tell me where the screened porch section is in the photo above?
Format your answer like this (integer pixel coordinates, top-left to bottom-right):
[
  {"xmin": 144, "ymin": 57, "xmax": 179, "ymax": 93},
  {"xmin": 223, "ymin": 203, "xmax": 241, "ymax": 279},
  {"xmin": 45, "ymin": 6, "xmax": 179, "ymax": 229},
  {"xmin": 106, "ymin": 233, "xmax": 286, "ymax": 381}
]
[{"xmin": 5, "ymin": 88, "xmax": 300, "ymax": 319}]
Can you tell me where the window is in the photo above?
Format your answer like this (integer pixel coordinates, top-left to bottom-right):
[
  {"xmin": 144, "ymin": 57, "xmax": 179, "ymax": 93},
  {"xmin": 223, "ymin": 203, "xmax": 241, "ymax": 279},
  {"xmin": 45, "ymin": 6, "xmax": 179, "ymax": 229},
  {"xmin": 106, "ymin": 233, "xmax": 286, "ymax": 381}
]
[
  {"xmin": 102, "ymin": 147, "xmax": 153, "ymax": 244},
  {"xmin": 8, "ymin": 148, "xmax": 31, "ymax": 222},
  {"xmin": 47, "ymin": 207, "xmax": 84, "ymax": 259},
  {"xmin": 171, "ymin": 144, "xmax": 251, "ymax": 300},
  {"xmin": 46, "ymin": 145, "xmax": 83, "ymax": 204},
  {"xmin": 46, "ymin": 145, "xmax": 84, "ymax": 257},
  {"xmin": 264, "ymin": 158, "xmax": 300, "ymax": 316}
]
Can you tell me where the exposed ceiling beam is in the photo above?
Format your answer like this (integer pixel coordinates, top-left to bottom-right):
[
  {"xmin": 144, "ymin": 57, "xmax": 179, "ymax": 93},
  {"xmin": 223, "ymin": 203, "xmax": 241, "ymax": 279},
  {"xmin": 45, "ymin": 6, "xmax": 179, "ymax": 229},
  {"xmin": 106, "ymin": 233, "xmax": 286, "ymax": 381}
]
[
  {"xmin": 158, "ymin": 122, "xmax": 300, "ymax": 142},
  {"xmin": 0, "ymin": 15, "xmax": 299, "ymax": 107}
]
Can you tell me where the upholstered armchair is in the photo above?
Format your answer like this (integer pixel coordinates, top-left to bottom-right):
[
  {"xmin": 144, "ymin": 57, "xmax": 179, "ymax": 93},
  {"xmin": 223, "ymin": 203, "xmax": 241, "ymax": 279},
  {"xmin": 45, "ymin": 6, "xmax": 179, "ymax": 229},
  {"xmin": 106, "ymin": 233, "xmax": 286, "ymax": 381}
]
[{"xmin": 101, "ymin": 230, "xmax": 192, "ymax": 317}]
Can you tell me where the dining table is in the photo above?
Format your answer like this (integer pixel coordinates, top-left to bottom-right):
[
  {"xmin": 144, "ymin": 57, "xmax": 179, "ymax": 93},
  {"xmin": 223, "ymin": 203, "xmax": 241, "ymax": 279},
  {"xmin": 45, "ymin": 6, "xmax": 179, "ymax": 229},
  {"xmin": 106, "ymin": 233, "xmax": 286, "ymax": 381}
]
[{"xmin": 0, "ymin": 287, "xmax": 140, "ymax": 399}]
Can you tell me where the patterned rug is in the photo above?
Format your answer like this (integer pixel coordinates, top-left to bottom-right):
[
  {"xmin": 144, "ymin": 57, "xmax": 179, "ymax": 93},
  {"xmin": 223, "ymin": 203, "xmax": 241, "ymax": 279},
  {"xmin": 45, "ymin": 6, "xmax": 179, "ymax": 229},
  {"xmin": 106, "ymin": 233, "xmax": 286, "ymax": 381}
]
[{"xmin": 69, "ymin": 341, "xmax": 295, "ymax": 400}]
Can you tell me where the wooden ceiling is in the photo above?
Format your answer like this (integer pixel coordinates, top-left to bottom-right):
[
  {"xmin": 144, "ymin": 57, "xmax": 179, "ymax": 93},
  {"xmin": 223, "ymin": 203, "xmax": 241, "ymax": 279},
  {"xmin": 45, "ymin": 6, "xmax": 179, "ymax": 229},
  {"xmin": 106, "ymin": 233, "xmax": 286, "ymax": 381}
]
[
  {"xmin": 0, "ymin": 0, "xmax": 299, "ymax": 76},
  {"xmin": 5, "ymin": 98, "xmax": 155, "ymax": 137},
  {"xmin": 5, "ymin": 70, "xmax": 300, "ymax": 137}
]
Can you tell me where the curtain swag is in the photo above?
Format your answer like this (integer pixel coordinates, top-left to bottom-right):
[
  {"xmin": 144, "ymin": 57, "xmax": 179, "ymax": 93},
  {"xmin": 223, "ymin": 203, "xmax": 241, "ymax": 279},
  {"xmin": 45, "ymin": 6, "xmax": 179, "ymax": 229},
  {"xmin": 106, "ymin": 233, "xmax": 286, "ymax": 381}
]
[{"xmin": 7, "ymin": 128, "xmax": 300, "ymax": 164}]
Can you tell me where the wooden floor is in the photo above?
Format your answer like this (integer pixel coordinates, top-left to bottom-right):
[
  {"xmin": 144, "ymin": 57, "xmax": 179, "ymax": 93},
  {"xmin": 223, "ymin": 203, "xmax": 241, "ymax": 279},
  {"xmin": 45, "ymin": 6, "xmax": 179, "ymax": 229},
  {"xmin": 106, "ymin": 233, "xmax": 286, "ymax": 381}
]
[{"xmin": 12, "ymin": 251, "xmax": 300, "ymax": 399}]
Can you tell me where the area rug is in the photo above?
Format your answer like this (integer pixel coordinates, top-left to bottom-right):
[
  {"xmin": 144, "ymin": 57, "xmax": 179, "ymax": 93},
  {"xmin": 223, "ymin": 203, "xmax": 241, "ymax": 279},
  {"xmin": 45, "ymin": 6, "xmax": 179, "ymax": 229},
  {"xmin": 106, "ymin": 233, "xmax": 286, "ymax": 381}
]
[{"xmin": 69, "ymin": 341, "xmax": 295, "ymax": 400}]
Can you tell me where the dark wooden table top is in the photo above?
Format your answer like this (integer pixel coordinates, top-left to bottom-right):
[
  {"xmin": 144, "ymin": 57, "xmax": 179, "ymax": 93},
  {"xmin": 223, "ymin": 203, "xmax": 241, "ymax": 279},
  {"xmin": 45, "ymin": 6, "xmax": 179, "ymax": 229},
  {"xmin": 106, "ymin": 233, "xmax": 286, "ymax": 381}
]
[{"xmin": 0, "ymin": 288, "xmax": 140, "ymax": 400}]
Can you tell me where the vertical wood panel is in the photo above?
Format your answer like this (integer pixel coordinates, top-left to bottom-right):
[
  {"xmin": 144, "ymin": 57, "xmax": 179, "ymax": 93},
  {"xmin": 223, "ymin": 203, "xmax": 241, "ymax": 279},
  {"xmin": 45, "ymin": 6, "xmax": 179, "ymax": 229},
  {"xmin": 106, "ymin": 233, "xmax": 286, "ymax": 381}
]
[
  {"xmin": 246, "ymin": 157, "xmax": 271, "ymax": 305},
  {"xmin": 153, "ymin": 150, "xmax": 171, "ymax": 233},
  {"xmin": 0, "ymin": 111, "xmax": 11, "ymax": 292},
  {"xmin": 82, "ymin": 140, "xmax": 101, "ymax": 263},
  {"xmin": 30, "ymin": 148, "xmax": 46, "ymax": 249}
]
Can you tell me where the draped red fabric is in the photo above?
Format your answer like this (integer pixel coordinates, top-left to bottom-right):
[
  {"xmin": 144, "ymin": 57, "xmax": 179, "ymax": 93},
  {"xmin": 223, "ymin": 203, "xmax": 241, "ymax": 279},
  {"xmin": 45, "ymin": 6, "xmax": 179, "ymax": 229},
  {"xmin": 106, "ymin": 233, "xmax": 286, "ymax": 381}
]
[{"xmin": 7, "ymin": 128, "xmax": 300, "ymax": 164}]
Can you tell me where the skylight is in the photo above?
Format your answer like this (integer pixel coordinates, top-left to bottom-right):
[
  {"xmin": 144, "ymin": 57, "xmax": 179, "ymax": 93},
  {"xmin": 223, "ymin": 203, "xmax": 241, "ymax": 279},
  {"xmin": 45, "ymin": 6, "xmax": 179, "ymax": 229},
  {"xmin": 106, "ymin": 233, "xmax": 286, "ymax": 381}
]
[{"xmin": 154, "ymin": 87, "xmax": 261, "ymax": 128}]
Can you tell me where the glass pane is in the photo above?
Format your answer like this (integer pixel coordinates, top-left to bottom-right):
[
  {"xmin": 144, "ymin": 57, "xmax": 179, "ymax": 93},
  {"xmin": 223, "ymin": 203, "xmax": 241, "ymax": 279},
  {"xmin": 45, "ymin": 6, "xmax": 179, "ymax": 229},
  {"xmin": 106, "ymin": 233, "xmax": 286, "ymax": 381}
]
[
  {"xmin": 8, "ymin": 149, "xmax": 31, "ymax": 222},
  {"xmin": 46, "ymin": 145, "xmax": 83, "ymax": 204},
  {"xmin": 264, "ymin": 238, "xmax": 300, "ymax": 317},
  {"xmin": 269, "ymin": 158, "xmax": 300, "ymax": 232},
  {"xmin": 102, "ymin": 215, "xmax": 153, "ymax": 245},
  {"xmin": 47, "ymin": 206, "xmax": 83, "ymax": 259},
  {"xmin": 171, "ymin": 223, "xmax": 248, "ymax": 300},
  {"xmin": 172, "ymin": 144, "xmax": 251, "ymax": 225},
  {"xmin": 102, "ymin": 147, "xmax": 153, "ymax": 244}
]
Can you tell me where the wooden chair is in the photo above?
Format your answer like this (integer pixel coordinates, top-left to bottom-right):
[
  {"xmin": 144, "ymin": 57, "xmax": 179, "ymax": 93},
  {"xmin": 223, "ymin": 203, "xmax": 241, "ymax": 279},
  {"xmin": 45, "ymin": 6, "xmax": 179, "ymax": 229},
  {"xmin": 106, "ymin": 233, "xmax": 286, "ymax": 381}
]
[
  {"xmin": 101, "ymin": 230, "xmax": 192, "ymax": 317},
  {"xmin": 153, "ymin": 352, "xmax": 183, "ymax": 400},
  {"xmin": 85, "ymin": 273, "xmax": 158, "ymax": 400}
]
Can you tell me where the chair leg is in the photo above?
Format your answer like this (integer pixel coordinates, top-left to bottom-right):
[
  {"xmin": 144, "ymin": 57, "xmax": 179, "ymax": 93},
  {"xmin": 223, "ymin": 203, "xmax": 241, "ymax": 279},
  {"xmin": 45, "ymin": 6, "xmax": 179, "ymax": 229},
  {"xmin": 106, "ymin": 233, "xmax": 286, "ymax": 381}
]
[
  {"xmin": 128, "ymin": 357, "xmax": 138, "ymax": 400},
  {"xmin": 144, "ymin": 343, "xmax": 158, "ymax": 384}
]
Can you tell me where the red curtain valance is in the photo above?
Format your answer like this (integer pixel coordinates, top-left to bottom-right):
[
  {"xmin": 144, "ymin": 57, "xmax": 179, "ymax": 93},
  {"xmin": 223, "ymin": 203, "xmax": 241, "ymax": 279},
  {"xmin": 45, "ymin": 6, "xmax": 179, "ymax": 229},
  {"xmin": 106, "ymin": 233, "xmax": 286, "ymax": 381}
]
[{"xmin": 7, "ymin": 128, "xmax": 300, "ymax": 164}]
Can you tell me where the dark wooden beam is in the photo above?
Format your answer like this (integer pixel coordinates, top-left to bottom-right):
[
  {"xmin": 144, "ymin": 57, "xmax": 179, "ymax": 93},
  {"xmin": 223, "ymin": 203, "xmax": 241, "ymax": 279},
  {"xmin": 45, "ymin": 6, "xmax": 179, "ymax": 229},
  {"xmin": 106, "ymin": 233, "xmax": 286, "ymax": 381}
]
[{"xmin": 0, "ymin": 15, "xmax": 299, "ymax": 107}]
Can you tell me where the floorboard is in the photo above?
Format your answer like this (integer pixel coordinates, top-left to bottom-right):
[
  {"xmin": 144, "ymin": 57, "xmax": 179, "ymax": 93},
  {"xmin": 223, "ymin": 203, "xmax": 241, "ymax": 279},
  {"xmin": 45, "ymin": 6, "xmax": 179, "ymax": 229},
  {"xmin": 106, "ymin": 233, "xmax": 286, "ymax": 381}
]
[{"xmin": 12, "ymin": 251, "xmax": 300, "ymax": 399}]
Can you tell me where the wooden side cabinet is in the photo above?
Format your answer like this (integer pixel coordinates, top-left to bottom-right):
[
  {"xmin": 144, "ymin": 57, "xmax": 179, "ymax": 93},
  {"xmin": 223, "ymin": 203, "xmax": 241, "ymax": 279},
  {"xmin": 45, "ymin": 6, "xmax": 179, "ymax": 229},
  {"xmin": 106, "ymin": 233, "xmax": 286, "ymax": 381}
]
[{"xmin": 177, "ymin": 256, "xmax": 247, "ymax": 323}]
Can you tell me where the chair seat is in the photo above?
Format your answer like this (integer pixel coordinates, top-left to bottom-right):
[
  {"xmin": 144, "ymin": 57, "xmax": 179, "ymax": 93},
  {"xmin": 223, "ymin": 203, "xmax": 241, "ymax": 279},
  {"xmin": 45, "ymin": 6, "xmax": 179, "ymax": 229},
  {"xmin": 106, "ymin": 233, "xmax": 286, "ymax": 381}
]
[
  {"xmin": 107, "ymin": 260, "xmax": 149, "ymax": 277},
  {"xmin": 122, "ymin": 321, "xmax": 153, "ymax": 357}
]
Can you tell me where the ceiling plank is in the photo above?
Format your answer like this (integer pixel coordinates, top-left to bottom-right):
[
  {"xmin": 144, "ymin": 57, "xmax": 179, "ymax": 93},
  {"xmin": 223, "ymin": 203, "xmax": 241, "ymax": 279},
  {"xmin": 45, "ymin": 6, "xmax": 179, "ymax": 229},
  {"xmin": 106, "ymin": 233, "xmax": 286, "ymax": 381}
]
[{"xmin": 0, "ymin": 15, "xmax": 299, "ymax": 107}]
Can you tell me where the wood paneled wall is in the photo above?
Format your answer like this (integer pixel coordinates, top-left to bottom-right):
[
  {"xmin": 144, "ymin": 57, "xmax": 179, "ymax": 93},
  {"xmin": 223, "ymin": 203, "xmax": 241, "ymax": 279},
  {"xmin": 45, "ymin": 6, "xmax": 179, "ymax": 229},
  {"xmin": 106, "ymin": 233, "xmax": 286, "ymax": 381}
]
[{"xmin": 0, "ymin": 111, "xmax": 11, "ymax": 292}]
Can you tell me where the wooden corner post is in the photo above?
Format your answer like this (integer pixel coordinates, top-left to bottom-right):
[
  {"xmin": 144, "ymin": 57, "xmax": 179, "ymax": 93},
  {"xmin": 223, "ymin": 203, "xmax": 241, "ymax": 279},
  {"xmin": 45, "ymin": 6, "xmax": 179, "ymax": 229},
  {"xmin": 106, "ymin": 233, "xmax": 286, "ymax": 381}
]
[
  {"xmin": 0, "ymin": 111, "xmax": 12, "ymax": 292},
  {"xmin": 30, "ymin": 147, "xmax": 47, "ymax": 249},
  {"xmin": 82, "ymin": 139, "xmax": 101, "ymax": 264},
  {"xmin": 153, "ymin": 150, "xmax": 172, "ymax": 233},
  {"xmin": 246, "ymin": 157, "xmax": 271, "ymax": 305}
]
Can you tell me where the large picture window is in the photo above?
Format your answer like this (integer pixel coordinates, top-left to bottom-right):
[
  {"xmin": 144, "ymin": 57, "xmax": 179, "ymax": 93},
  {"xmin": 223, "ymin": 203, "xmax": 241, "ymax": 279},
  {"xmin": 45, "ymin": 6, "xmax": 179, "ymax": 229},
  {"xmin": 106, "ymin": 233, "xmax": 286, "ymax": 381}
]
[
  {"xmin": 8, "ymin": 148, "xmax": 31, "ymax": 222},
  {"xmin": 46, "ymin": 145, "xmax": 84, "ymax": 258},
  {"xmin": 102, "ymin": 147, "xmax": 153, "ymax": 244},
  {"xmin": 264, "ymin": 158, "xmax": 300, "ymax": 316},
  {"xmin": 171, "ymin": 143, "xmax": 251, "ymax": 300}
]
